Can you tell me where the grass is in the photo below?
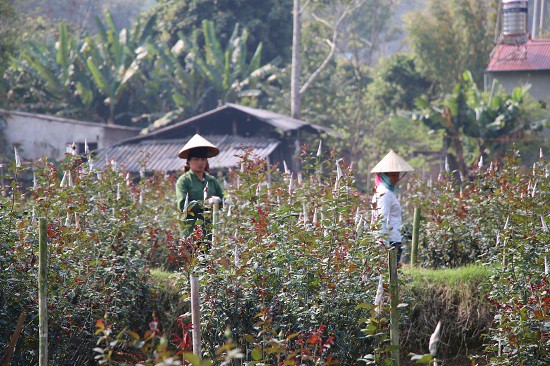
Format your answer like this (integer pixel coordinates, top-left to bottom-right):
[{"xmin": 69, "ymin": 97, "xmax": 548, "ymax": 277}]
[
  {"xmin": 148, "ymin": 268, "xmax": 190, "ymax": 338},
  {"xmin": 150, "ymin": 267, "xmax": 183, "ymax": 282},
  {"xmin": 400, "ymin": 263, "xmax": 496, "ymax": 363},
  {"xmin": 403, "ymin": 263, "xmax": 495, "ymax": 291}
]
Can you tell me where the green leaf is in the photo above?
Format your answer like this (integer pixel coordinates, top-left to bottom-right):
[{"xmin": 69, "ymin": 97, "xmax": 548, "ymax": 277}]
[
  {"xmin": 202, "ymin": 20, "xmax": 222, "ymax": 68},
  {"xmin": 136, "ymin": 13, "xmax": 156, "ymax": 45},
  {"xmin": 410, "ymin": 353, "xmax": 434, "ymax": 363},
  {"xmin": 251, "ymin": 346, "xmax": 263, "ymax": 361},
  {"xmin": 114, "ymin": 60, "xmax": 139, "ymax": 98},
  {"xmin": 56, "ymin": 23, "xmax": 69, "ymax": 85},
  {"xmin": 512, "ymin": 86, "xmax": 524, "ymax": 102},
  {"xmin": 87, "ymin": 57, "xmax": 110, "ymax": 95},
  {"xmin": 94, "ymin": 16, "xmax": 109, "ymax": 44},
  {"xmin": 183, "ymin": 352, "xmax": 201, "ymax": 365},
  {"xmin": 246, "ymin": 42, "xmax": 263, "ymax": 77}
]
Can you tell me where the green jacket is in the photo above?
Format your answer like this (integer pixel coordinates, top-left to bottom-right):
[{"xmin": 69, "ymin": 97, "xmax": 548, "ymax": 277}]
[{"xmin": 175, "ymin": 170, "xmax": 223, "ymax": 236}]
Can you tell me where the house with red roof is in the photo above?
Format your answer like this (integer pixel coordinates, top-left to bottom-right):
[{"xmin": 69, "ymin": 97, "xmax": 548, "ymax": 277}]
[
  {"xmin": 486, "ymin": 38, "xmax": 550, "ymax": 107},
  {"xmin": 485, "ymin": 0, "xmax": 550, "ymax": 108}
]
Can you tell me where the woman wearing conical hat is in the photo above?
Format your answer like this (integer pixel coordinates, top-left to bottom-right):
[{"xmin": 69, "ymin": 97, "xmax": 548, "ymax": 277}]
[
  {"xmin": 370, "ymin": 150, "xmax": 414, "ymax": 264},
  {"xmin": 176, "ymin": 134, "xmax": 224, "ymax": 240}
]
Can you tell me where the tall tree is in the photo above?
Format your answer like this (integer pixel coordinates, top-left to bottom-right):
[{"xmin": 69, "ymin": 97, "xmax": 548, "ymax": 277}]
[
  {"xmin": 290, "ymin": 0, "xmax": 301, "ymax": 119},
  {"xmin": 141, "ymin": 0, "xmax": 293, "ymax": 65},
  {"xmin": 5, "ymin": 10, "xmax": 157, "ymax": 124},
  {"xmin": 0, "ymin": 0, "xmax": 18, "ymax": 103},
  {"xmin": 84, "ymin": 10, "xmax": 157, "ymax": 124},
  {"xmin": 367, "ymin": 54, "xmax": 432, "ymax": 114},
  {"xmin": 404, "ymin": 0, "xmax": 498, "ymax": 92},
  {"xmin": 271, "ymin": 0, "xmax": 405, "ymax": 176},
  {"xmin": 290, "ymin": 0, "xmax": 369, "ymax": 118},
  {"xmin": 144, "ymin": 20, "xmax": 281, "ymax": 132}
]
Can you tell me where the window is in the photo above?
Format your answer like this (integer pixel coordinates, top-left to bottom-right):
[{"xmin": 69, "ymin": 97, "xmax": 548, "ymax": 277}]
[{"xmin": 73, "ymin": 141, "xmax": 98, "ymax": 155}]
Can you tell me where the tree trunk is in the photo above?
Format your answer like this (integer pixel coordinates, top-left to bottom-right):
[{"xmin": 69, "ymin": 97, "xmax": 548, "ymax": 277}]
[
  {"xmin": 443, "ymin": 107, "xmax": 468, "ymax": 181},
  {"xmin": 291, "ymin": 0, "xmax": 301, "ymax": 119}
]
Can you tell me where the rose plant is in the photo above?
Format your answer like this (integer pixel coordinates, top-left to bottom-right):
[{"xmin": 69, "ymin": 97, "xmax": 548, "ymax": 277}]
[
  {"xmin": 166, "ymin": 147, "xmax": 393, "ymax": 364},
  {"xmin": 401, "ymin": 150, "xmax": 549, "ymax": 364},
  {"xmin": 0, "ymin": 153, "xmax": 180, "ymax": 364}
]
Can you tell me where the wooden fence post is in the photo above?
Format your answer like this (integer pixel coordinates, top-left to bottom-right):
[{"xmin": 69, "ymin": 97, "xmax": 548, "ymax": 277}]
[
  {"xmin": 39, "ymin": 218, "xmax": 48, "ymax": 366},
  {"xmin": 410, "ymin": 207, "xmax": 420, "ymax": 267},
  {"xmin": 389, "ymin": 249, "xmax": 400, "ymax": 366},
  {"xmin": 0, "ymin": 312, "xmax": 27, "ymax": 366},
  {"xmin": 190, "ymin": 275, "xmax": 202, "ymax": 358},
  {"xmin": 212, "ymin": 203, "xmax": 219, "ymax": 248}
]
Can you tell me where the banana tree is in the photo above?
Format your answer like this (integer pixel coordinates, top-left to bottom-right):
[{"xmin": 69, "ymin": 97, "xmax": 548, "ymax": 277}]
[
  {"xmin": 459, "ymin": 71, "xmax": 540, "ymax": 159},
  {"xmin": 137, "ymin": 39, "xmax": 211, "ymax": 133},
  {"xmin": 413, "ymin": 71, "xmax": 543, "ymax": 181},
  {"xmin": 183, "ymin": 20, "xmax": 281, "ymax": 107},
  {"xmin": 10, "ymin": 23, "xmax": 84, "ymax": 107},
  {"xmin": 83, "ymin": 10, "xmax": 155, "ymax": 124}
]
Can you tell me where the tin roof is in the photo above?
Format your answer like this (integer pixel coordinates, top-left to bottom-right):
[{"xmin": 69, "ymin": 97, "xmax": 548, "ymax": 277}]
[
  {"xmin": 120, "ymin": 103, "xmax": 334, "ymax": 143},
  {"xmin": 94, "ymin": 135, "xmax": 280, "ymax": 173},
  {"xmin": 487, "ymin": 39, "xmax": 550, "ymax": 72},
  {"xmin": 225, "ymin": 103, "xmax": 331, "ymax": 132},
  {"xmin": 0, "ymin": 108, "xmax": 141, "ymax": 131}
]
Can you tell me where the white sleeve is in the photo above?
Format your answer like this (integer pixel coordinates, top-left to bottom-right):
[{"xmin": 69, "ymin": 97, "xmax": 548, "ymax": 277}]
[{"xmin": 377, "ymin": 193, "xmax": 392, "ymax": 236}]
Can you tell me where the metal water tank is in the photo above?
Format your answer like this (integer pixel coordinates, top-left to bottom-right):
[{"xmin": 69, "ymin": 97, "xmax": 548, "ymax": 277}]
[{"xmin": 501, "ymin": 0, "xmax": 529, "ymax": 43}]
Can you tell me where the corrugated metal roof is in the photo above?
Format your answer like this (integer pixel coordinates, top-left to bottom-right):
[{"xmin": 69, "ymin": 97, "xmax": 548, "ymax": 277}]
[
  {"xmin": 225, "ymin": 103, "xmax": 333, "ymax": 133},
  {"xmin": 119, "ymin": 103, "xmax": 334, "ymax": 144},
  {"xmin": 487, "ymin": 39, "xmax": 550, "ymax": 72},
  {"xmin": 94, "ymin": 135, "xmax": 280, "ymax": 173},
  {"xmin": 0, "ymin": 108, "xmax": 141, "ymax": 131}
]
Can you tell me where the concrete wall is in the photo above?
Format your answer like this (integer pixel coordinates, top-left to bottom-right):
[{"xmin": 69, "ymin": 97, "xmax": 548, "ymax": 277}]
[
  {"xmin": 485, "ymin": 71, "xmax": 550, "ymax": 107},
  {"xmin": 1, "ymin": 110, "xmax": 140, "ymax": 161}
]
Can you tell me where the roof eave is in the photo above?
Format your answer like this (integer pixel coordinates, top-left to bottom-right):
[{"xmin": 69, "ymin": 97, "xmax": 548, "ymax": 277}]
[{"xmin": 486, "ymin": 68, "xmax": 550, "ymax": 73}]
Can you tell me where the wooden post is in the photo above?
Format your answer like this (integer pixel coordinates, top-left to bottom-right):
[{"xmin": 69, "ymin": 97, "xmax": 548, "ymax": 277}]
[
  {"xmin": 388, "ymin": 249, "xmax": 400, "ymax": 366},
  {"xmin": 0, "ymin": 312, "xmax": 27, "ymax": 366},
  {"xmin": 212, "ymin": 203, "xmax": 219, "ymax": 248},
  {"xmin": 38, "ymin": 218, "xmax": 48, "ymax": 366},
  {"xmin": 190, "ymin": 275, "xmax": 202, "ymax": 358},
  {"xmin": 410, "ymin": 207, "xmax": 420, "ymax": 267}
]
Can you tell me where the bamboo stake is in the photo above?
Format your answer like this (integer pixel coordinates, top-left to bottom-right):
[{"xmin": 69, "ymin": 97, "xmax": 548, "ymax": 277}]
[
  {"xmin": 190, "ymin": 275, "xmax": 202, "ymax": 358},
  {"xmin": 388, "ymin": 249, "xmax": 400, "ymax": 366},
  {"xmin": 410, "ymin": 207, "xmax": 420, "ymax": 267},
  {"xmin": 38, "ymin": 218, "xmax": 48, "ymax": 366},
  {"xmin": 0, "ymin": 312, "xmax": 27, "ymax": 366},
  {"xmin": 212, "ymin": 203, "xmax": 219, "ymax": 248}
]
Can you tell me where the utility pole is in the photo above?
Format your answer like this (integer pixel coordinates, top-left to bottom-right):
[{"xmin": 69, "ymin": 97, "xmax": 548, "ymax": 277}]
[
  {"xmin": 291, "ymin": 0, "xmax": 301, "ymax": 119},
  {"xmin": 533, "ymin": 0, "xmax": 540, "ymax": 39}
]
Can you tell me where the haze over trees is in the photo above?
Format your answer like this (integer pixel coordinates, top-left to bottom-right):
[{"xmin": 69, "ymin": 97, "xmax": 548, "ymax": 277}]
[{"xmin": 0, "ymin": 0, "xmax": 547, "ymax": 179}]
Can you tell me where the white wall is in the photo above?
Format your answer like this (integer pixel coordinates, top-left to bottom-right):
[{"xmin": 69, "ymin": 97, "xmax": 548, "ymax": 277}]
[
  {"xmin": 485, "ymin": 71, "xmax": 550, "ymax": 107},
  {"xmin": 2, "ymin": 110, "xmax": 140, "ymax": 161}
]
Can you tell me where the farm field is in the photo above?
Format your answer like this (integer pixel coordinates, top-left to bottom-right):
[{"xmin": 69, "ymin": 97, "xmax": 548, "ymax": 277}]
[{"xmin": 1, "ymin": 148, "xmax": 548, "ymax": 365}]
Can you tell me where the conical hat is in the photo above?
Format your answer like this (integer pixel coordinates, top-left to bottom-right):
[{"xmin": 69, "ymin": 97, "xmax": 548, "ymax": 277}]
[
  {"xmin": 178, "ymin": 134, "xmax": 219, "ymax": 159},
  {"xmin": 370, "ymin": 150, "xmax": 414, "ymax": 173}
]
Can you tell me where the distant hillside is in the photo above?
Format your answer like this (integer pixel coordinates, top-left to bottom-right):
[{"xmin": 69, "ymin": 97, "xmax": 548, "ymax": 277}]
[{"xmin": 13, "ymin": 0, "xmax": 156, "ymax": 32}]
